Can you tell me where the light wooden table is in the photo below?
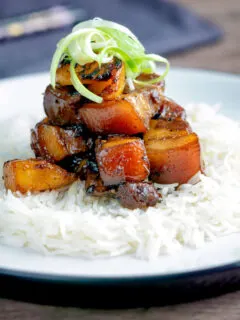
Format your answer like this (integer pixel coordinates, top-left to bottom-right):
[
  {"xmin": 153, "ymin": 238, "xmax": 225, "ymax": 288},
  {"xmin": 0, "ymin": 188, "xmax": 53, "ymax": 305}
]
[{"xmin": 0, "ymin": 0, "xmax": 239, "ymax": 318}]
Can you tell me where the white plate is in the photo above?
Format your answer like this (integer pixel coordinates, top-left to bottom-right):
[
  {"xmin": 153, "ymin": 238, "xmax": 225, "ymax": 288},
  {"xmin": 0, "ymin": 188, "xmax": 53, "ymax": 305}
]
[{"xmin": 0, "ymin": 68, "xmax": 240, "ymax": 280}]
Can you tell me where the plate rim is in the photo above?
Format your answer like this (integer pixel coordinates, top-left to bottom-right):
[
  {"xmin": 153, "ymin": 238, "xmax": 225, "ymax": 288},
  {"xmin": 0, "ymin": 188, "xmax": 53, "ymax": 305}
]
[{"xmin": 0, "ymin": 260, "xmax": 240, "ymax": 283}]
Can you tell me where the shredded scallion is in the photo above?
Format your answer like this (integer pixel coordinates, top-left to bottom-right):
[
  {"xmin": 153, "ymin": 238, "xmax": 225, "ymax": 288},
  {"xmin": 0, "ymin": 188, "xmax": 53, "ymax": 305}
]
[{"xmin": 50, "ymin": 17, "xmax": 170, "ymax": 103}]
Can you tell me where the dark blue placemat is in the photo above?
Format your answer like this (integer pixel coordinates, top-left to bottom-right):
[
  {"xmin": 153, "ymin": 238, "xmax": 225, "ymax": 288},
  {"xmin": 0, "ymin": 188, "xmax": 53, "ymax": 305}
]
[{"xmin": 0, "ymin": 0, "xmax": 223, "ymax": 79}]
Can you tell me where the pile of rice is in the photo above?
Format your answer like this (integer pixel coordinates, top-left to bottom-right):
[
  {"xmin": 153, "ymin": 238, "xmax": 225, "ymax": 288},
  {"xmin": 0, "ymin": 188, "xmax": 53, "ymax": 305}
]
[{"xmin": 0, "ymin": 103, "xmax": 239, "ymax": 259}]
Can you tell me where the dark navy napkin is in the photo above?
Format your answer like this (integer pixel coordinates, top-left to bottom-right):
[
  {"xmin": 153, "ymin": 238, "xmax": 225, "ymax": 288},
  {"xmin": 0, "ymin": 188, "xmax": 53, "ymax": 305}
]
[{"xmin": 0, "ymin": 0, "xmax": 223, "ymax": 79}]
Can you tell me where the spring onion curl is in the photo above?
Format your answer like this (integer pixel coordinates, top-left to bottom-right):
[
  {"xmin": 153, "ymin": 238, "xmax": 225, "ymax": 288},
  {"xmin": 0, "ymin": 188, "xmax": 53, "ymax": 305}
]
[{"xmin": 50, "ymin": 17, "xmax": 170, "ymax": 103}]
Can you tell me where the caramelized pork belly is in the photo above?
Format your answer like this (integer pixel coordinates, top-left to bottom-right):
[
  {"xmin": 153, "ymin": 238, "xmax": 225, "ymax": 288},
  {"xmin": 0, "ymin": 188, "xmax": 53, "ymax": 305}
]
[
  {"xmin": 56, "ymin": 57, "xmax": 125, "ymax": 100},
  {"xmin": 80, "ymin": 86, "xmax": 163, "ymax": 135},
  {"xmin": 44, "ymin": 85, "xmax": 82, "ymax": 125},
  {"xmin": 144, "ymin": 117, "xmax": 201, "ymax": 185},
  {"xmin": 96, "ymin": 136, "xmax": 150, "ymax": 186},
  {"xmin": 3, "ymin": 159, "xmax": 76, "ymax": 193},
  {"xmin": 31, "ymin": 120, "xmax": 87, "ymax": 162}
]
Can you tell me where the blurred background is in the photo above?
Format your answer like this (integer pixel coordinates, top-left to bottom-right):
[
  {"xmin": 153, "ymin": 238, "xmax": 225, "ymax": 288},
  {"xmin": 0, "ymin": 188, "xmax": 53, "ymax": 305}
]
[{"xmin": 0, "ymin": 0, "xmax": 239, "ymax": 79}]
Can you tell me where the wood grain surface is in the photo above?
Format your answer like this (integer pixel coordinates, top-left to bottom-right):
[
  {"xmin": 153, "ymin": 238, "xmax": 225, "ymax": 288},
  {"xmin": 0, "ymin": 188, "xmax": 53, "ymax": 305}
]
[
  {"xmin": 0, "ymin": 0, "xmax": 239, "ymax": 319},
  {"xmin": 170, "ymin": 0, "xmax": 240, "ymax": 73},
  {"xmin": 1, "ymin": 291, "xmax": 240, "ymax": 320}
]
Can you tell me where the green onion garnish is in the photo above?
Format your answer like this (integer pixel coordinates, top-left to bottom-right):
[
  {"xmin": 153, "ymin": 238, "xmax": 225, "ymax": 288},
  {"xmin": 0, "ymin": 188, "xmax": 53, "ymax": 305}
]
[{"xmin": 50, "ymin": 17, "xmax": 170, "ymax": 103}]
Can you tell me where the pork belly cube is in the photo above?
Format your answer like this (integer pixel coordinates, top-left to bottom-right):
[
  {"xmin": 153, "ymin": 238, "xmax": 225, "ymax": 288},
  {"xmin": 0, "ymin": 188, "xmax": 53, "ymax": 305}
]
[
  {"xmin": 96, "ymin": 137, "xmax": 150, "ymax": 186},
  {"xmin": 3, "ymin": 159, "xmax": 76, "ymax": 193},
  {"xmin": 79, "ymin": 86, "xmax": 163, "ymax": 135},
  {"xmin": 44, "ymin": 85, "xmax": 82, "ymax": 125},
  {"xmin": 31, "ymin": 119, "xmax": 87, "ymax": 162},
  {"xmin": 145, "ymin": 131, "xmax": 202, "ymax": 185},
  {"xmin": 56, "ymin": 57, "xmax": 125, "ymax": 100},
  {"xmin": 144, "ymin": 117, "xmax": 201, "ymax": 185}
]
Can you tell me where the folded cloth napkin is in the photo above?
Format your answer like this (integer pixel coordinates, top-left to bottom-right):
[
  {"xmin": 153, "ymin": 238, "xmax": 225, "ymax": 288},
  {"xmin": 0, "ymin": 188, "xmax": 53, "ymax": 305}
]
[{"xmin": 0, "ymin": 0, "xmax": 223, "ymax": 78}]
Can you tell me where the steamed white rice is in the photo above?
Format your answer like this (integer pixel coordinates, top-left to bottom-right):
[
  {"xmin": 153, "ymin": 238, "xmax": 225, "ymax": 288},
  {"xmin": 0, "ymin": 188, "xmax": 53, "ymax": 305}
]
[{"xmin": 0, "ymin": 103, "xmax": 240, "ymax": 259}]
